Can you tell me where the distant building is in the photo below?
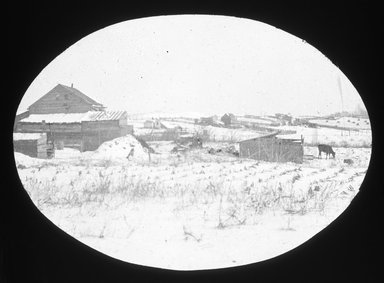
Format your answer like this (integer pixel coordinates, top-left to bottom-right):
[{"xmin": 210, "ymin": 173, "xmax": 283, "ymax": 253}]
[
  {"xmin": 144, "ymin": 119, "xmax": 162, "ymax": 129},
  {"xmin": 200, "ymin": 115, "xmax": 218, "ymax": 125},
  {"xmin": 239, "ymin": 132, "xmax": 304, "ymax": 163},
  {"xmin": 221, "ymin": 113, "xmax": 237, "ymax": 126},
  {"xmin": 275, "ymin": 113, "xmax": 293, "ymax": 125}
]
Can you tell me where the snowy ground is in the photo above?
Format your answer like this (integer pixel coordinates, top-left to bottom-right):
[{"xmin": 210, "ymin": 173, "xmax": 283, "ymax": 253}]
[
  {"xmin": 128, "ymin": 116, "xmax": 372, "ymax": 146},
  {"xmin": 131, "ymin": 119, "xmax": 266, "ymax": 142},
  {"xmin": 310, "ymin": 117, "xmax": 371, "ymax": 130},
  {"xmin": 14, "ymin": 135, "xmax": 371, "ymax": 270},
  {"xmin": 273, "ymin": 125, "xmax": 371, "ymax": 147}
]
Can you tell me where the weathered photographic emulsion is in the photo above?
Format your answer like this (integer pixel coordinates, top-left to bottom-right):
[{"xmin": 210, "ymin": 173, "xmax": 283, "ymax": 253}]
[{"xmin": 13, "ymin": 15, "xmax": 372, "ymax": 271}]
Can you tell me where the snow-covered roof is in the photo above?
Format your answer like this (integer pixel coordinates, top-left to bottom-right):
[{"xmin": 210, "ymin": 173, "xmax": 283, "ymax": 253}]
[
  {"xmin": 239, "ymin": 132, "xmax": 303, "ymax": 143},
  {"xmin": 13, "ymin": 133, "xmax": 46, "ymax": 140},
  {"xmin": 19, "ymin": 111, "xmax": 126, "ymax": 124},
  {"xmin": 276, "ymin": 133, "xmax": 303, "ymax": 140},
  {"xmin": 240, "ymin": 131, "xmax": 303, "ymax": 142}
]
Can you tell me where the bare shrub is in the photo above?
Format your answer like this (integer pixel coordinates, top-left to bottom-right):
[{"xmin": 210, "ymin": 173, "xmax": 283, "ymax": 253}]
[
  {"xmin": 183, "ymin": 225, "xmax": 202, "ymax": 242},
  {"xmin": 311, "ymin": 182, "xmax": 337, "ymax": 213}
]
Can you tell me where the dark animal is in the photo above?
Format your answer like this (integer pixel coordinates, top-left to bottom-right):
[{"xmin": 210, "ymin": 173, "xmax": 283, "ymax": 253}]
[
  {"xmin": 318, "ymin": 144, "xmax": 335, "ymax": 159},
  {"xmin": 343, "ymin": 159, "xmax": 354, "ymax": 165}
]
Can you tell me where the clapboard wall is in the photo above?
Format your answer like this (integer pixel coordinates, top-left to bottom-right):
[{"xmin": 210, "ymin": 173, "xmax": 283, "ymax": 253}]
[
  {"xmin": 239, "ymin": 137, "xmax": 304, "ymax": 163},
  {"xmin": 15, "ymin": 120, "xmax": 134, "ymax": 152},
  {"xmin": 28, "ymin": 84, "xmax": 102, "ymax": 114},
  {"xmin": 13, "ymin": 135, "xmax": 48, "ymax": 158}
]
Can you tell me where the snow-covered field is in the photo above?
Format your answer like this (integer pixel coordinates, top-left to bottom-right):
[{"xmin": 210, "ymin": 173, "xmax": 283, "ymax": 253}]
[
  {"xmin": 128, "ymin": 115, "xmax": 372, "ymax": 147},
  {"xmin": 131, "ymin": 119, "xmax": 267, "ymax": 142},
  {"xmin": 274, "ymin": 125, "xmax": 371, "ymax": 147},
  {"xmin": 14, "ymin": 135, "xmax": 371, "ymax": 270},
  {"xmin": 310, "ymin": 117, "xmax": 371, "ymax": 130}
]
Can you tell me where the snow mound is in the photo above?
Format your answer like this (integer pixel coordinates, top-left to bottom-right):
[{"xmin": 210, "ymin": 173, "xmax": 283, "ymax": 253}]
[
  {"xmin": 14, "ymin": 152, "xmax": 43, "ymax": 168},
  {"xmin": 55, "ymin": 148, "xmax": 82, "ymax": 159},
  {"xmin": 93, "ymin": 135, "xmax": 149, "ymax": 161}
]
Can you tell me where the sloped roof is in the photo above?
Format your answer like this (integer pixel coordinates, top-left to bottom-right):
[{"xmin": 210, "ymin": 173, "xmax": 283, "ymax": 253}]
[
  {"xmin": 13, "ymin": 133, "xmax": 46, "ymax": 141},
  {"xmin": 28, "ymin": 84, "xmax": 103, "ymax": 109},
  {"xmin": 239, "ymin": 131, "xmax": 303, "ymax": 143},
  {"xmin": 19, "ymin": 111, "xmax": 126, "ymax": 124},
  {"xmin": 239, "ymin": 132, "xmax": 279, "ymax": 143},
  {"xmin": 85, "ymin": 111, "xmax": 126, "ymax": 121},
  {"xmin": 59, "ymin": 84, "xmax": 103, "ymax": 106}
]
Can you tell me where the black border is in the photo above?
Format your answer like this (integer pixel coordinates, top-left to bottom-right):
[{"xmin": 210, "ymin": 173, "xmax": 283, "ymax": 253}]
[{"xmin": 3, "ymin": 2, "xmax": 382, "ymax": 283}]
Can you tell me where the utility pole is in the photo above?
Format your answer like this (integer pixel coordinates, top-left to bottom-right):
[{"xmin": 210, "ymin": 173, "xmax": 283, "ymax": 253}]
[{"xmin": 337, "ymin": 74, "xmax": 344, "ymax": 136}]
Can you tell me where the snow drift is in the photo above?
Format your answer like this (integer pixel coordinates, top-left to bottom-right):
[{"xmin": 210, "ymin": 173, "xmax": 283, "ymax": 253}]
[
  {"xmin": 14, "ymin": 152, "xmax": 44, "ymax": 168},
  {"xmin": 92, "ymin": 135, "xmax": 149, "ymax": 161}
]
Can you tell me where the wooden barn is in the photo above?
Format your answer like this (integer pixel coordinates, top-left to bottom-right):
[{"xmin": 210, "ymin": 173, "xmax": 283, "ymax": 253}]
[
  {"xmin": 200, "ymin": 115, "xmax": 218, "ymax": 125},
  {"xmin": 144, "ymin": 119, "xmax": 162, "ymax": 129},
  {"xmin": 27, "ymin": 84, "xmax": 105, "ymax": 114},
  {"xmin": 275, "ymin": 113, "xmax": 293, "ymax": 126},
  {"xmin": 14, "ymin": 83, "xmax": 134, "ymax": 152},
  {"xmin": 13, "ymin": 133, "xmax": 53, "ymax": 159},
  {"xmin": 15, "ymin": 111, "xmax": 133, "ymax": 151},
  {"xmin": 239, "ymin": 132, "xmax": 304, "ymax": 163}
]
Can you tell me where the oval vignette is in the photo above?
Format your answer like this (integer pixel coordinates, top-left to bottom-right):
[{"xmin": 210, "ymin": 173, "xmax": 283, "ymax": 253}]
[{"xmin": 13, "ymin": 15, "xmax": 372, "ymax": 270}]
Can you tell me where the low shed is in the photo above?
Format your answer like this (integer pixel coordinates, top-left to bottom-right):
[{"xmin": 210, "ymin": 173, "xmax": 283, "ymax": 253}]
[
  {"xmin": 239, "ymin": 133, "xmax": 304, "ymax": 163},
  {"xmin": 13, "ymin": 133, "xmax": 51, "ymax": 158}
]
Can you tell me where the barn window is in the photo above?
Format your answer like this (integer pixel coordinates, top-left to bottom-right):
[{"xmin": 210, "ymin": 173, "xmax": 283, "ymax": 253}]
[{"xmin": 64, "ymin": 94, "xmax": 69, "ymax": 100}]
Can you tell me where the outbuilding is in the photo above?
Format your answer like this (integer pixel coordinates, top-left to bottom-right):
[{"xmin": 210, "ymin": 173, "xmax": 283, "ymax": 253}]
[
  {"xmin": 13, "ymin": 133, "xmax": 53, "ymax": 158},
  {"xmin": 221, "ymin": 113, "xmax": 237, "ymax": 126},
  {"xmin": 144, "ymin": 119, "xmax": 162, "ymax": 129},
  {"xmin": 239, "ymin": 132, "xmax": 304, "ymax": 163}
]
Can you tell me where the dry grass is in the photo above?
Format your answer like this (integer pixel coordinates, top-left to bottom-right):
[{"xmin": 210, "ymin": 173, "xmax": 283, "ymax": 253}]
[{"xmin": 20, "ymin": 153, "xmax": 360, "ymax": 232}]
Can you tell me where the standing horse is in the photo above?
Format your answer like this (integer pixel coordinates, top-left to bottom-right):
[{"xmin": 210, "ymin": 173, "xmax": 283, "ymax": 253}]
[{"xmin": 318, "ymin": 144, "xmax": 335, "ymax": 159}]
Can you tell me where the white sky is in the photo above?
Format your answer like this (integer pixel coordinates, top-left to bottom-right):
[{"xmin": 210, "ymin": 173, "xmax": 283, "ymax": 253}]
[{"xmin": 18, "ymin": 14, "xmax": 366, "ymax": 116}]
